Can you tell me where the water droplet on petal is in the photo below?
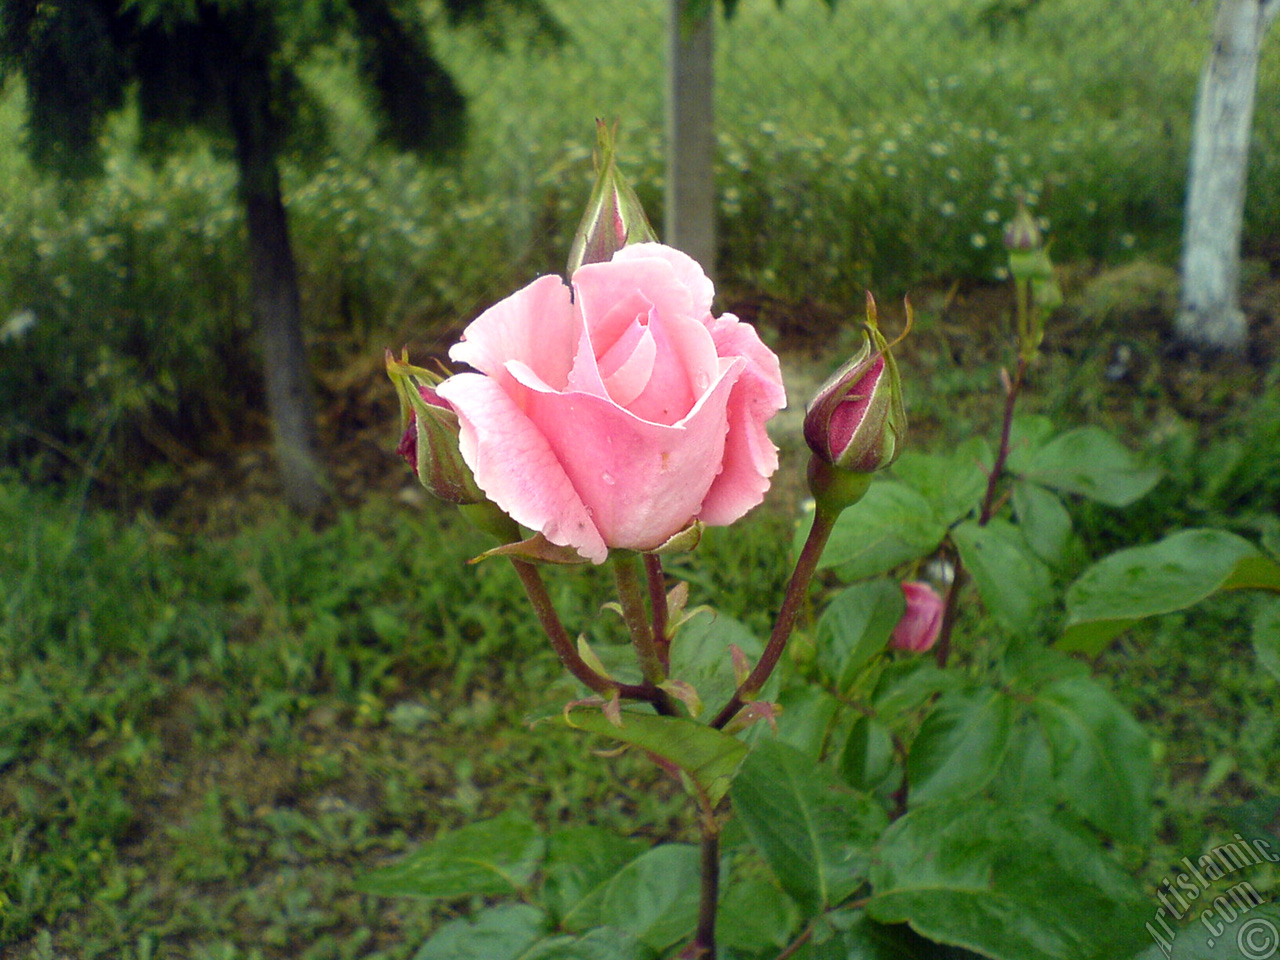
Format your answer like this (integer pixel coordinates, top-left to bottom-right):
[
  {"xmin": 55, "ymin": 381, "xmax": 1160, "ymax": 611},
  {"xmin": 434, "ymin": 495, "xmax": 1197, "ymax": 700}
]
[
  {"xmin": 695, "ymin": 372, "xmax": 710, "ymax": 390},
  {"xmin": 602, "ymin": 472, "xmax": 616, "ymax": 486}
]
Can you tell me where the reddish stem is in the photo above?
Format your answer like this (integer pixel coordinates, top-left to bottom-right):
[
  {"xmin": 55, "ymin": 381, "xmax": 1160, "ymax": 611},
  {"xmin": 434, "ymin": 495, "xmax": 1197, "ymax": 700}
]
[
  {"xmin": 644, "ymin": 553, "xmax": 671, "ymax": 669},
  {"xmin": 710, "ymin": 505, "xmax": 839, "ymax": 729},
  {"xmin": 508, "ymin": 557, "xmax": 660, "ymax": 706},
  {"xmin": 934, "ymin": 355, "xmax": 1027, "ymax": 667}
]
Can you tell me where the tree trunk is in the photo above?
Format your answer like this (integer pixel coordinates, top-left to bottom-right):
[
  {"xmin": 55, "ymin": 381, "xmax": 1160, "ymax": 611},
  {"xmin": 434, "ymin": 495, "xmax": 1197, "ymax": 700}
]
[
  {"xmin": 227, "ymin": 67, "xmax": 327, "ymax": 513},
  {"xmin": 1177, "ymin": 0, "xmax": 1278, "ymax": 351},
  {"xmin": 666, "ymin": 0, "xmax": 717, "ymax": 278}
]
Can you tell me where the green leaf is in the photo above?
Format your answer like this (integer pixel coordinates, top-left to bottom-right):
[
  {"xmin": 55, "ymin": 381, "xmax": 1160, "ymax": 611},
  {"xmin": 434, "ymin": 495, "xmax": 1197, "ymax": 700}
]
[
  {"xmin": 809, "ymin": 482, "xmax": 948, "ymax": 580},
  {"xmin": 1061, "ymin": 529, "xmax": 1280, "ymax": 655},
  {"xmin": 815, "ymin": 579, "xmax": 905, "ymax": 693},
  {"xmin": 872, "ymin": 659, "xmax": 958, "ymax": 720},
  {"xmin": 358, "ymin": 811, "xmax": 544, "ymax": 899},
  {"xmin": 1170, "ymin": 902, "xmax": 1280, "ymax": 960},
  {"xmin": 907, "ymin": 685, "xmax": 1014, "ymax": 806},
  {"xmin": 415, "ymin": 908, "xmax": 650, "ymax": 960},
  {"xmin": 868, "ymin": 799, "xmax": 1150, "ymax": 960},
  {"xmin": 1253, "ymin": 596, "xmax": 1280, "ymax": 683},
  {"xmin": 597, "ymin": 844, "xmax": 701, "ymax": 951},
  {"xmin": 839, "ymin": 715, "xmax": 896, "ymax": 793},
  {"xmin": 717, "ymin": 878, "xmax": 798, "ymax": 951},
  {"xmin": 1005, "ymin": 415, "xmax": 1057, "ymax": 473},
  {"xmin": 891, "ymin": 437, "xmax": 991, "ymax": 526},
  {"xmin": 528, "ymin": 930, "xmax": 650, "ymax": 960},
  {"xmin": 988, "ymin": 715, "xmax": 1055, "ymax": 808},
  {"xmin": 744, "ymin": 684, "xmax": 842, "ymax": 760},
  {"xmin": 413, "ymin": 904, "xmax": 545, "ymax": 960},
  {"xmin": 669, "ymin": 609, "xmax": 766, "ymax": 715},
  {"xmin": 1016, "ymin": 426, "xmax": 1161, "ymax": 507},
  {"xmin": 999, "ymin": 636, "xmax": 1090, "ymax": 692},
  {"xmin": 1033, "ymin": 675, "xmax": 1152, "ymax": 844},
  {"xmin": 1012, "ymin": 480, "xmax": 1074, "ymax": 568},
  {"xmin": 731, "ymin": 739, "xmax": 888, "ymax": 918},
  {"xmin": 952, "ymin": 519, "xmax": 1053, "ymax": 634},
  {"xmin": 544, "ymin": 827, "xmax": 647, "ymax": 930},
  {"xmin": 561, "ymin": 709, "xmax": 748, "ymax": 806}
]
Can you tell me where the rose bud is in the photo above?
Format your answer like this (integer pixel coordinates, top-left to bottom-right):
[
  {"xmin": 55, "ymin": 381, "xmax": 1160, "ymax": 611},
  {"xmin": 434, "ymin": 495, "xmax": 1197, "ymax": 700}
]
[
  {"xmin": 1003, "ymin": 199, "xmax": 1042, "ymax": 253},
  {"xmin": 890, "ymin": 581, "xmax": 945, "ymax": 653},
  {"xmin": 1005, "ymin": 201, "xmax": 1055, "ymax": 288},
  {"xmin": 566, "ymin": 119, "xmax": 659, "ymax": 275},
  {"xmin": 804, "ymin": 292, "xmax": 908, "ymax": 476},
  {"xmin": 387, "ymin": 350, "xmax": 485, "ymax": 505}
]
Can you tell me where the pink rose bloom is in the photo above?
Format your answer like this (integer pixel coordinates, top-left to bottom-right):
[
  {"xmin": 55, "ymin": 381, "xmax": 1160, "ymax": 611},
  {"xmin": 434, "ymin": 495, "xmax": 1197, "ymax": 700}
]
[
  {"xmin": 435, "ymin": 243, "xmax": 786, "ymax": 563},
  {"xmin": 890, "ymin": 581, "xmax": 945, "ymax": 653}
]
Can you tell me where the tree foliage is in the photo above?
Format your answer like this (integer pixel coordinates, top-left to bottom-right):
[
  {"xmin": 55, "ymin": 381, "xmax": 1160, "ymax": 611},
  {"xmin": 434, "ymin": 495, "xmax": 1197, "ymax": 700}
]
[{"xmin": 0, "ymin": 0, "xmax": 555, "ymax": 176}]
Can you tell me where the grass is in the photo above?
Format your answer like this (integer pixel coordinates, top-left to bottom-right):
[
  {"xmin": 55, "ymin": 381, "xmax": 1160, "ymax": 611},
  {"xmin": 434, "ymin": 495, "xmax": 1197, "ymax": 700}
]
[{"xmin": 0, "ymin": 480, "xmax": 800, "ymax": 957}]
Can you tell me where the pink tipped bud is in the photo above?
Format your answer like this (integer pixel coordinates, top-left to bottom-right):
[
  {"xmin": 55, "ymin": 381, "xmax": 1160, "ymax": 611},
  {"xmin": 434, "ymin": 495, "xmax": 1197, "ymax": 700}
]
[
  {"xmin": 387, "ymin": 350, "xmax": 485, "ymax": 505},
  {"xmin": 890, "ymin": 581, "xmax": 945, "ymax": 653},
  {"xmin": 803, "ymin": 293, "xmax": 908, "ymax": 475},
  {"xmin": 1003, "ymin": 200, "xmax": 1042, "ymax": 253},
  {"xmin": 566, "ymin": 119, "xmax": 658, "ymax": 274}
]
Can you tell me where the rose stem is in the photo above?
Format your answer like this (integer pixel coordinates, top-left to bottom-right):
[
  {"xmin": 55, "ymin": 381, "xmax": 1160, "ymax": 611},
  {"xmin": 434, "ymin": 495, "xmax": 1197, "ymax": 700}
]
[
  {"xmin": 692, "ymin": 802, "xmax": 720, "ymax": 958},
  {"xmin": 709, "ymin": 505, "xmax": 839, "ymax": 730},
  {"xmin": 644, "ymin": 553, "xmax": 670, "ymax": 669},
  {"xmin": 508, "ymin": 557, "xmax": 653, "ymax": 703},
  {"xmin": 934, "ymin": 353, "xmax": 1027, "ymax": 668},
  {"xmin": 612, "ymin": 554, "xmax": 677, "ymax": 718}
]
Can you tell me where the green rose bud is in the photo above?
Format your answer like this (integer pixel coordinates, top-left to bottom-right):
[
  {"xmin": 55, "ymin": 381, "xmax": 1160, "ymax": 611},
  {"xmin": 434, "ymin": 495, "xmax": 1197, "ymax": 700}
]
[
  {"xmin": 386, "ymin": 350, "xmax": 485, "ymax": 505},
  {"xmin": 566, "ymin": 119, "xmax": 659, "ymax": 274}
]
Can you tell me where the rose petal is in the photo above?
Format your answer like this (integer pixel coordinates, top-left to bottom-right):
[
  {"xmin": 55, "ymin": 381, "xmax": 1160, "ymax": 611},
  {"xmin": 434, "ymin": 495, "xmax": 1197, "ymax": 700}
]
[
  {"xmin": 698, "ymin": 316, "xmax": 788, "ymax": 524},
  {"xmin": 436, "ymin": 372, "xmax": 608, "ymax": 563},
  {"xmin": 612, "ymin": 243, "xmax": 715, "ymax": 319},
  {"xmin": 581, "ymin": 289, "xmax": 654, "ymax": 361},
  {"xmin": 449, "ymin": 274, "xmax": 579, "ymax": 391},
  {"xmin": 574, "ymin": 256, "xmax": 695, "ymax": 343},
  {"xmin": 599, "ymin": 323, "xmax": 657, "ymax": 407},
  {"xmin": 706, "ymin": 313, "xmax": 788, "ymax": 411},
  {"xmin": 513, "ymin": 359, "xmax": 746, "ymax": 551},
  {"xmin": 624, "ymin": 305, "xmax": 719, "ymax": 425}
]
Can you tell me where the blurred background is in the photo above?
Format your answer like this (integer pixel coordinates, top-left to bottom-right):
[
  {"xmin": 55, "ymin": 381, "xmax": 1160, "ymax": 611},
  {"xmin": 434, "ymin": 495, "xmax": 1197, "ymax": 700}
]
[{"xmin": 1, "ymin": 0, "xmax": 1264, "ymax": 513}]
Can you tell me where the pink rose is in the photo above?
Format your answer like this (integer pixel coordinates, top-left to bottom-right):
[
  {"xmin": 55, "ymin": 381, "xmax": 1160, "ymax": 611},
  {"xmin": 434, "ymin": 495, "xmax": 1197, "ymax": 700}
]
[
  {"xmin": 435, "ymin": 243, "xmax": 786, "ymax": 563},
  {"xmin": 890, "ymin": 581, "xmax": 945, "ymax": 653}
]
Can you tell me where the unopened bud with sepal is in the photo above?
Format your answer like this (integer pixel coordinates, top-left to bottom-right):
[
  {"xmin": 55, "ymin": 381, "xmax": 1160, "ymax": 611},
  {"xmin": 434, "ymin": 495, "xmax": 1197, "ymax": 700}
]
[
  {"xmin": 804, "ymin": 292, "xmax": 908, "ymax": 480},
  {"xmin": 387, "ymin": 349, "xmax": 485, "ymax": 505},
  {"xmin": 566, "ymin": 119, "xmax": 659, "ymax": 274}
]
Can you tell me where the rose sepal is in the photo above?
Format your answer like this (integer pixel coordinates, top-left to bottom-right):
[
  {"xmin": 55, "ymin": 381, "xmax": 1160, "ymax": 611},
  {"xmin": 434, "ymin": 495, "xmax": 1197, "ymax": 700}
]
[
  {"xmin": 471, "ymin": 531, "xmax": 593, "ymax": 565},
  {"xmin": 387, "ymin": 349, "xmax": 487, "ymax": 505},
  {"xmin": 648, "ymin": 520, "xmax": 705, "ymax": 556}
]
